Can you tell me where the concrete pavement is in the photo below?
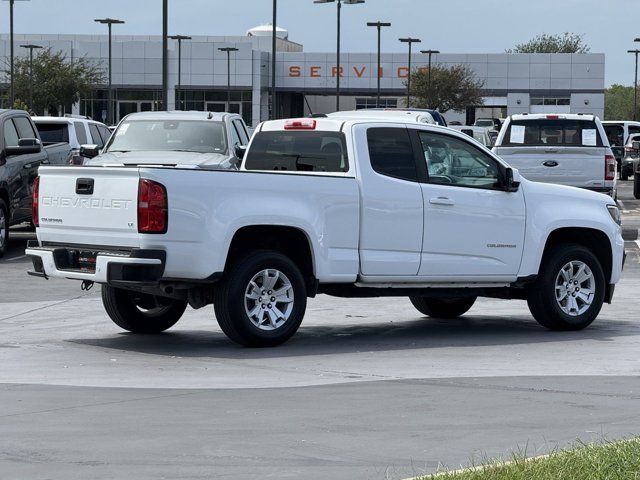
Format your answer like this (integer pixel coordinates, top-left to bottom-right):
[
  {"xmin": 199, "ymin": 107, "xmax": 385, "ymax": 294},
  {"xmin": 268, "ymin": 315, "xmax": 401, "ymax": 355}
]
[{"xmin": 0, "ymin": 181, "xmax": 639, "ymax": 479}]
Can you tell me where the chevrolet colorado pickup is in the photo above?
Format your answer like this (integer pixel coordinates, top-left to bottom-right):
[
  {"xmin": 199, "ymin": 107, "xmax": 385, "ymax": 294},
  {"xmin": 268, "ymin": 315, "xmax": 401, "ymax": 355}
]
[{"xmin": 26, "ymin": 117, "xmax": 625, "ymax": 346}]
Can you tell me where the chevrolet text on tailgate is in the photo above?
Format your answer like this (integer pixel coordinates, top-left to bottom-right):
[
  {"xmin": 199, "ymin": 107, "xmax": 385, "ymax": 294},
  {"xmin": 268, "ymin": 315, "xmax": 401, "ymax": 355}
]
[{"xmin": 26, "ymin": 117, "xmax": 625, "ymax": 347}]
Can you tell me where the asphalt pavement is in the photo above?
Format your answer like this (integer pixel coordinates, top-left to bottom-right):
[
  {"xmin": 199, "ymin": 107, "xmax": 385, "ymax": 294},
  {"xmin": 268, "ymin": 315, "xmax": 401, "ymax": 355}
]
[{"xmin": 1, "ymin": 181, "xmax": 639, "ymax": 480}]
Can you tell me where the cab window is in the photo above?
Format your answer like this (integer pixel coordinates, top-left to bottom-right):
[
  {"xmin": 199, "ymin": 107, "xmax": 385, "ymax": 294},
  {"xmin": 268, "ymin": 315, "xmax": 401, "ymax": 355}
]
[
  {"xmin": 89, "ymin": 124, "xmax": 104, "ymax": 148},
  {"xmin": 3, "ymin": 119, "xmax": 19, "ymax": 147},
  {"xmin": 417, "ymin": 131, "xmax": 501, "ymax": 189},
  {"xmin": 366, "ymin": 127, "xmax": 418, "ymax": 182}
]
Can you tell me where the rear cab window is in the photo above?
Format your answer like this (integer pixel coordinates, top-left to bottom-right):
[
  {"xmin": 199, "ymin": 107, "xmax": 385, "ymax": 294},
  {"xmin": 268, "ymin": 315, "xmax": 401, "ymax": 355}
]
[
  {"xmin": 35, "ymin": 122, "xmax": 69, "ymax": 144},
  {"xmin": 502, "ymin": 119, "xmax": 604, "ymax": 147},
  {"xmin": 245, "ymin": 130, "xmax": 349, "ymax": 173}
]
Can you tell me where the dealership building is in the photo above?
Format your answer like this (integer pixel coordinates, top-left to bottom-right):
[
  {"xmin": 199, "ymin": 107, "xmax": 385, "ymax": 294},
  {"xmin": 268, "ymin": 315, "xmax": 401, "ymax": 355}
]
[{"xmin": 0, "ymin": 26, "xmax": 605, "ymax": 126}]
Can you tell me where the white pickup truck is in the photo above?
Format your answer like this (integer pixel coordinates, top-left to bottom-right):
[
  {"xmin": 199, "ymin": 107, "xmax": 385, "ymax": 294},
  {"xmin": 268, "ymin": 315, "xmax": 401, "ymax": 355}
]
[
  {"xmin": 493, "ymin": 114, "xmax": 617, "ymax": 198},
  {"xmin": 26, "ymin": 117, "xmax": 625, "ymax": 347}
]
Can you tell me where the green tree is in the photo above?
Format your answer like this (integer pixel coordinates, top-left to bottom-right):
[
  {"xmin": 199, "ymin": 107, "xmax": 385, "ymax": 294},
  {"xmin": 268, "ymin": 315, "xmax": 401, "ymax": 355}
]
[
  {"xmin": 604, "ymin": 84, "xmax": 636, "ymax": 120},
  {"xmin": 407, "ymin": 64, "xmax": 484, "ymax": 113},
  {"xmin": 4, "ymin": 48, "xmax": 104, "ymax": 115},
  {"xmin": 507, "ymin": 32, "xmax": 590, "ymax": 54}
]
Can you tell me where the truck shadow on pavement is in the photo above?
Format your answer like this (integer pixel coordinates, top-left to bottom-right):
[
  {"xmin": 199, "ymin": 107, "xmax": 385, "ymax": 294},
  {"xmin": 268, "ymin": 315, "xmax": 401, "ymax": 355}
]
[{"xmin": 68, "ymin": 314, "xmax": 632, "ymax": 359}]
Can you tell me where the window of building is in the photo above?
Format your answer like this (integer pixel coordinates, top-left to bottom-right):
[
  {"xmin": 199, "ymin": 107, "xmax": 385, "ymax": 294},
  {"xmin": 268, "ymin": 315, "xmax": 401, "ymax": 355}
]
[
  {"xmin": 530, "ymin": 96, "xmax": 571, "ymax": 106},
  {"xmin": 356, "ymin": 98, "xmax": 398, "ymax": 110},
  {"xmin": 366, "ymin": 127, "xmax": 417, "ymax": 182}
]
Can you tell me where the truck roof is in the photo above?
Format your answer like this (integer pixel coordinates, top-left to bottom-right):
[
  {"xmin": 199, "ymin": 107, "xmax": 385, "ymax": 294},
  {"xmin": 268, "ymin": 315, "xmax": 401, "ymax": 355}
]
[
  {"xmin": 510, "ymin": 113, "xmax": 597, "ymax": 122},
  {"xmin": 258, "ymin": 117, "xmax": 477, "ymax": 140},
  {"xmin": 119, "ymin": 111, "xmax": 240, "ymax": 122}
]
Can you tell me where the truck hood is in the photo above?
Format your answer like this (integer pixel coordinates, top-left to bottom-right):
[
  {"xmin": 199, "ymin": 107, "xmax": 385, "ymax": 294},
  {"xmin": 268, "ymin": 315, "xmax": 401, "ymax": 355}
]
[
  {"xmin": 85, "ymin": 150, "xmax": 237, "ymax": 169},
  {"xmin": 520, "ymin": 177, "xmax": 614, "ymax": 205}
]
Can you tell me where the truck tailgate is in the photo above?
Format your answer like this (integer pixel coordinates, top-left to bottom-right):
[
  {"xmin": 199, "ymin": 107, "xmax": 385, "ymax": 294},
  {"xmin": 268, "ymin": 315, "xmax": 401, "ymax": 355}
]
[
  {"xmin": 37, "ymin": 166, "xmax": 141, "ymax": 248},
  {"xmin": 494, "ymin": 146, "xmax": 606, "ymax": 189}
]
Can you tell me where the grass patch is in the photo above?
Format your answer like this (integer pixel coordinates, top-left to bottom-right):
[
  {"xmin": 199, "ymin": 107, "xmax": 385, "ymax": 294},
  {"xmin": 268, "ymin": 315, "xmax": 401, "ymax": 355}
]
[{"xmin": 422, "ymin": 438, "xmax": 640, "ymax": 480}]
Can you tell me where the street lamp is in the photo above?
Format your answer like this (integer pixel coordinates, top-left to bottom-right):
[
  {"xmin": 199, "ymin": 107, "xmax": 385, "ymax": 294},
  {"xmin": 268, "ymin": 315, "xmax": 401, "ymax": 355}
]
[
  {"xmin": 3, "ymin": 0, "xmax": 31, "ymax": 107},
  {"xmin": 94, "ymin": 17, "xmax": 125, "ymax": 125},
  {"xmin": 399, "ymin": 37, "xmax": 420, "ymax": 108},
  {"xmin": 367, "ymin": 21, "xmax": 391, "ymax": 108},
  {"xmin": 162, "ymin": 0, "xmax": 168, "ymax": 111},
  {"xmin": 169, "ymin": 35, "xmax": 191, "ymax": 110},
  {"xmin": 631, "ymin": 38, "xmax": 640, "ymax": 121},
  {"xmin": 420, "ymin": 49, "xmax": 440, "ymax": 107},
  {"xmin": 19, "ymin": 43, "xmax": 42, "ymax": 112},
  {"xmin": 271, "ymin": 0, "xmax": 277, "ymax": 119},
  {"xmin": 218, "ymin": 47, "xmax": 239, "ymax": 110},
  {"xmin": 314, "ymin": 0, "xmax": 365, "ymax": 111}
]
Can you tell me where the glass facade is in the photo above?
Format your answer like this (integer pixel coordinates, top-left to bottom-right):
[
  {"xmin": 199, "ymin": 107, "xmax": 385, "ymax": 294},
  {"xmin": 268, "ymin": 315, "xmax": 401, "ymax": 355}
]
[{"xmin": 179, "ymin": 90, "xmax": 253, "ymax": 126}]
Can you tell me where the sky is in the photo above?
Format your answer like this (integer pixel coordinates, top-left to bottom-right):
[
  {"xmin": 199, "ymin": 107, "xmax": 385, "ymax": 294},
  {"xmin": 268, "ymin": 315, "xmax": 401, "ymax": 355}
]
[{"xmin": 0, "ymin": 0, "xmax": 636, "ymax": 86}]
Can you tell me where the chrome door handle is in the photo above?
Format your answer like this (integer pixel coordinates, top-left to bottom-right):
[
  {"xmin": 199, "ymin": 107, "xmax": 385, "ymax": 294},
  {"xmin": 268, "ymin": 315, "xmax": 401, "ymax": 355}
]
[{"xmin": 429, "ymin": 196, "xmax": 455, "ymax": 206}]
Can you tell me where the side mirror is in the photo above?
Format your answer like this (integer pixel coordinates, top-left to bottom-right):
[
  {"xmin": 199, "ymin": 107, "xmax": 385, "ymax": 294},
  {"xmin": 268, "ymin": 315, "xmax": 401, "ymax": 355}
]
[
  {"xmin": 504, "ymin": 167, "xmax": 520, "ymax": 192},
  {"xmin": 234, "ymin": 144, "xmax": 247, "ymax": 159},
  {"xmin": 5, "ymin": 138, "xmax": 42, "ymax": 156},
  {"xmin": 80, "ymin": 144, "xmax": 100, "ymax": 159},
  {"xmin": 632, "ymin": 141, "xmax": 640, "ymax": 151}
]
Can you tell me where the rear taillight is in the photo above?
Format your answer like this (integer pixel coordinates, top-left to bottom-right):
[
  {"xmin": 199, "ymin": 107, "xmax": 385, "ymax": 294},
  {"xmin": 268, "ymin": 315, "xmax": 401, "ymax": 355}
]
[
  {"xmin": 284, "ymin": 119, "xmax": 316, "ymax": 130},
  {"xmin": 137, "ymin": 178, "xmax": 167, "ymax": 234},
  {"xmin": 32, "ymin": 176, "xmax": 40, "ymax": 227},
  {"xmin": 605, "ymin": 154, "xmax": 616, "ymax": 181}
]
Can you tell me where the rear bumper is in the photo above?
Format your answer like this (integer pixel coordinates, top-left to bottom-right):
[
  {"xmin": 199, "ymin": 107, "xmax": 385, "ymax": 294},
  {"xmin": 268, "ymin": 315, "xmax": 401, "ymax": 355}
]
[
  {"xmin": 25, "ymin": 240, "xmax": 166, "ymax": 287},
  {"xmin": 583, "ymin": 186, "xmax": 615, "ymax": 198}
]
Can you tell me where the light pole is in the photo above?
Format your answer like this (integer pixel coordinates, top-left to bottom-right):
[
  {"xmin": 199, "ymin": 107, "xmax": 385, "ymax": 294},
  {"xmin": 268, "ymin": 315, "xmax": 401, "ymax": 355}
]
[
  {"xmin": 421, "ymin": 49, "xmax": 440, "ymax": 107},
  {"xmin": 219, "ymin": 47, "xmax": 239, "ymax": 110},
  {"xmin": 399, "ymin": 37, "xmax": 420, "ymax": 108},
  {"xmin": 631, "ymin": 38, "xmax": 640, "ymax": 121},
  {"xmin": 169, "ymin": 35, "xmax": 191, "ymax": 110},
  {"xmin": 94, "ymin": 17, "xmax": 125, "ymax": 125},
  {"xmin": 162, "ymin": 0, "xmax": 168, "ymax": 111},
  {"xmin": 3, "ymin": 0, "xmax": 31, "ymax": 107},
  {"xmin": 19, "ymin": 43, "xmax": 42, "ymax": 112},
  {"xmin": 314, "ymin": 0, "xmax": 364, "ymax": 112},
  {"xmin": 271, "ymin": 0, "xmax": 277, "ymax": 119},
  {"xmin": 367, "ymin": 21, "xmax": 391, "ymax": 108}
]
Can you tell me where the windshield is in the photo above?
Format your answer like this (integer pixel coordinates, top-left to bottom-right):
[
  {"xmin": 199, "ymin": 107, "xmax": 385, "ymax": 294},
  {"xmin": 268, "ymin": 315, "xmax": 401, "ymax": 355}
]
[
  {"xmin": 107, "ymin": 120, "xmax": 227, "ymax": 154},
  {"xmin": 475, "ymin": 119, "xmax": 493, "ymax": 127}
]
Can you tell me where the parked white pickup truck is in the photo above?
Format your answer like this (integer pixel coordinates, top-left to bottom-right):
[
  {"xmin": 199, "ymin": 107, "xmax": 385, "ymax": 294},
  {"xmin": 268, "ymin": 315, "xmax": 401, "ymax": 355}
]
[
  {"xmin": 26, "ymin": 117, "xmax": 625, "ymax": 346},
  {"xmin": 493, "ymin": 114, "xmax": 617, "ymax": 198}
]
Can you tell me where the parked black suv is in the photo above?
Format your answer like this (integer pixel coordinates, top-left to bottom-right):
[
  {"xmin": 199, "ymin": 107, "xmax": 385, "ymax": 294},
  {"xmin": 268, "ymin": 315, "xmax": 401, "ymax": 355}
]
[{"xmin": 0, "ymin": 110, "xmax": 52, "ymax": 256}]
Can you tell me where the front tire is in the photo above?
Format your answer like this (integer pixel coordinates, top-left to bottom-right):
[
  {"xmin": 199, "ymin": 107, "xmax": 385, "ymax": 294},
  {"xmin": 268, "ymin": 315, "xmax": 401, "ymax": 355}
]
[
  {"xmin": 102, "ymin": 285, "xmax": 187, "ymax": 333},
  {"xmin": 213, "ymin": 250, "xmax": 307, "ymax": 347},
  {"xmin": 527, "ymin": 244, "xmax": 605, "ymax": 331},
  {"xmin": 0, "ymin": 198, "xmax": 9, "ymax": 258},
  {"xmin": 409, "ymin": 296, "xmax": 476, "ymax": 319}
]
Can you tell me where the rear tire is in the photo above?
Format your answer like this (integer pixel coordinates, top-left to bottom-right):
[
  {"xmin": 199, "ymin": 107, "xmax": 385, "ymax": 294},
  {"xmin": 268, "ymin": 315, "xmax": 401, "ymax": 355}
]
[
  {"xmin": 621, "ymin": 171, "xmax": 629, "ymax": 181},
  {"xmin": 634, "ymin": 174, "xmax": 640, "ymax": 199},
  {"xmin": 527, "ymin": 244, "xmax": 605, "ymax": 331},
  {"xmin": 213, "ymin": 250, "xmax": 307, "ymax": 347},
  {"xmin": 101, "ymin": 285, "xmax": 187, "ymax": 333},
  {"xmin": 409, "ymin": 296, "xmax": 476, "ymax": 319},
  {"xmin": 0, "ymin": 198, "xmax": 9, "ymax": 258}
]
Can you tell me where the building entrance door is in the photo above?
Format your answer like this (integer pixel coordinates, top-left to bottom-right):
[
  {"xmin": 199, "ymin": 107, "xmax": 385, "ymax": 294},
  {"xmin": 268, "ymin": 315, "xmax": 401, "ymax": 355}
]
[
  {"xmin": 206, "ymin": 101, "xmax": 242, "ymax": 115},
  {"xmin": 118, "ymin": 101, "xmax": 154, "ymax": 122}
]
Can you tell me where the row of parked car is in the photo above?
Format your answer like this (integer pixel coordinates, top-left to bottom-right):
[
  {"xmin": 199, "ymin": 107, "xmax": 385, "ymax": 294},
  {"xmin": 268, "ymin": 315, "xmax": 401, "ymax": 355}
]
[{"xmin": 0, "ymin": 105, "xmax": 631, "ymax": 260}]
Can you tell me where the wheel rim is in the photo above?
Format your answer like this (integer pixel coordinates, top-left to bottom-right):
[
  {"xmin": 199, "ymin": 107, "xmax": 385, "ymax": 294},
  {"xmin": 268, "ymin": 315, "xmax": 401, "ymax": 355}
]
[
  {"xmin": 0, "ymin": 207, "xmax": 6, "ymax": 249},
  {"xmin": 554, "ymin": 261, "xmax": 595, "ymax": 317},
  {"xmin": 244, "ymin": 269, "xmax": 294, "ymax": 331}
]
